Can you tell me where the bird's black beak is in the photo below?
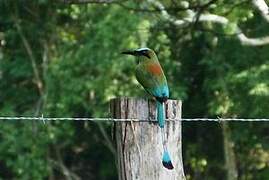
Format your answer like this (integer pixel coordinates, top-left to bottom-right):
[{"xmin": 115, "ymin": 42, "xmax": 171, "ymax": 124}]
[{"xmin": 121, "ymin": 50, "xmax": 136, "ymax": 56}]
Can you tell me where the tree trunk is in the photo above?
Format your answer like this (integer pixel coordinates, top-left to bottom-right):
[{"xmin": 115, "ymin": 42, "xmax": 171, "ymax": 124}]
[{"xmin": 222, "ymin": 122, "xmax": 238, "ymax": 180}]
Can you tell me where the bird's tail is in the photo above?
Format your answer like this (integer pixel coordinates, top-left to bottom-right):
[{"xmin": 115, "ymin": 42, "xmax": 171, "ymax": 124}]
[
  {"xmin": 157, "ymin": 101, "xmax": 165, "ymax": 128},
  {"xmin": 157, "ymin": 101, "xmax": 174, "ymax": 170}
]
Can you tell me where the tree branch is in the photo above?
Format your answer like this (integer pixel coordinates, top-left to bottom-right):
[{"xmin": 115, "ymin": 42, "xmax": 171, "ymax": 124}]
[
  {"xmin": 149, "ymin": 0, "xmax": 269, "ymax": 46},
  {"xmin": 252, "ymin": 0, "xmax": 269, "ymax": 22},
  {"xmin": 197, "ymin": 13, "xmax": 269, "ymax": 46},
  {"xmin": 96, "ymin": 122, "xmax": 117, "ymax": 156},
  {"xmin": 192, "ymin": 0, "xmax": 218, "ymax": 29},
  {"xmin": 61, "ymin": 0, "xmax": 269, "ymax": 46},
  {"xmin": 148, "ymin": 0, "xmax": 187, "ymax": 26},
  {"xmin": 50, "ymin": 145, "xmax": 81, "ymax": 180},
  {"xmin": 62, "ymin": 0, "xmax": 121, "ymax": 4},
  {"xmin": 14, "ymin": 21, "xmax": 44, "ymax": 94}
]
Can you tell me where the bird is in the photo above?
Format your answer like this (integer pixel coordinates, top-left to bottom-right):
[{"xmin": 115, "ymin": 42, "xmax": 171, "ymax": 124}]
[{"xmin": 122, "ymin": 47, "xmax": 174, "ymax": 170}]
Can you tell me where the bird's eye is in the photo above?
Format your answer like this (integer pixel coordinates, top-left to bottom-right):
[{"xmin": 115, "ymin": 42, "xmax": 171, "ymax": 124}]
[
  {"xmin": 142, "ymin": 51, "xmax": 150, "ymax": 58},
  {"xmin": 141, "ymin": 50, "xmax": 147, "ymax": 55}
]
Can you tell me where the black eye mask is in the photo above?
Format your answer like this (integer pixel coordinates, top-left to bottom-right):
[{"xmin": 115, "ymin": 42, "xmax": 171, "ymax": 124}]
[{"xmin": 141, "ymin": 51, "xmax": 150, "ymax": 58}]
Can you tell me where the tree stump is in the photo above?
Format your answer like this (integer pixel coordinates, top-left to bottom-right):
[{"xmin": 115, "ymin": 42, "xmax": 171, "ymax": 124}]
[{"xmin": 110, "ymin": 98, "xmax": 185, "ymax": 180}]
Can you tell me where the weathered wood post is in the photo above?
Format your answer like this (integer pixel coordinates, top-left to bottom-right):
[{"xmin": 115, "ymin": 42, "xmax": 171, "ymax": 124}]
[{"xmin": 110, "ymin": 97, "xmax": 185, "ymax": 180}]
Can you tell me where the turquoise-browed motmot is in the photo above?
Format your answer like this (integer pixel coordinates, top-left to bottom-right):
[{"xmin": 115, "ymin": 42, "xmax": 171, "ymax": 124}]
[{"xmin": 122, "ymin": 47, "xmax": 174, "ymax": 170}]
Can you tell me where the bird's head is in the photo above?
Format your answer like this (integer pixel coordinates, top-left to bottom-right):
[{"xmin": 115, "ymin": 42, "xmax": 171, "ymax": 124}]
[{"xmin": 121, "ymin": 47, "xmax": 157, "ymax": 61}]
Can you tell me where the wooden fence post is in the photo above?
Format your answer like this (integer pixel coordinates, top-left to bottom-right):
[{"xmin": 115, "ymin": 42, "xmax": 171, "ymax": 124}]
[{"xmin": 110, "ymin": 97, "xmax": 185, "ymax": 180}]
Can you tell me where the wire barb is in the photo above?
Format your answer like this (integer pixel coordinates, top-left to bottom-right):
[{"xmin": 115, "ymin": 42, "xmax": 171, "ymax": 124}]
[{"xmin": 40, "ymin": 114, "xmax": 46, "ymax": 124}]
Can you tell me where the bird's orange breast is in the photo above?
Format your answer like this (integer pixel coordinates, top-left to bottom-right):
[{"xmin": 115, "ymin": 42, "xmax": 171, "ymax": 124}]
[{"xmin": 147, "ymin": 63, "xmax": 162, "ymax": 75}]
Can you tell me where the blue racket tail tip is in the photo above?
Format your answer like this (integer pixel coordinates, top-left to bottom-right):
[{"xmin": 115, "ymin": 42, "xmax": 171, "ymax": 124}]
[{"xmin": 162, "ymin": 150, "xmax": 174, "ymax": 170}]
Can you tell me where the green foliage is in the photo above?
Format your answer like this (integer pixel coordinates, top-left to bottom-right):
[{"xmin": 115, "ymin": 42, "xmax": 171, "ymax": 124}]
[{"xmin": 0, "ymin": 0, "xmax": 269, "ymax": 179}]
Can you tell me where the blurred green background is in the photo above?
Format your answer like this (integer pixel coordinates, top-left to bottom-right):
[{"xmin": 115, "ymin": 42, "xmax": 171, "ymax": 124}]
[{"xmin": 1, "ymin": 0, "xmax": 269, "ymax": 179}]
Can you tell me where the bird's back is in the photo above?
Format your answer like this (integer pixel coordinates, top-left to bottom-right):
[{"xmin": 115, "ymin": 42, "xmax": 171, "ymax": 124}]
[{"xmin": 135, "ymin": 60, "xmax": 169, "ymax": 99}]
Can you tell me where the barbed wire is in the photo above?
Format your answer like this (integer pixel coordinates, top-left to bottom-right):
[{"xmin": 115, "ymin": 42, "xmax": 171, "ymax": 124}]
[{"xmin": 0, "ymin": 116, "xmax": 269, "ymax": 122}]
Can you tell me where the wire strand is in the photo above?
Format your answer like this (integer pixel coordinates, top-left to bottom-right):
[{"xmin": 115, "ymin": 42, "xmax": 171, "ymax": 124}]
[{"xmin": 0, "ymin": 116, "xmax": 269, "ymax": 122}]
